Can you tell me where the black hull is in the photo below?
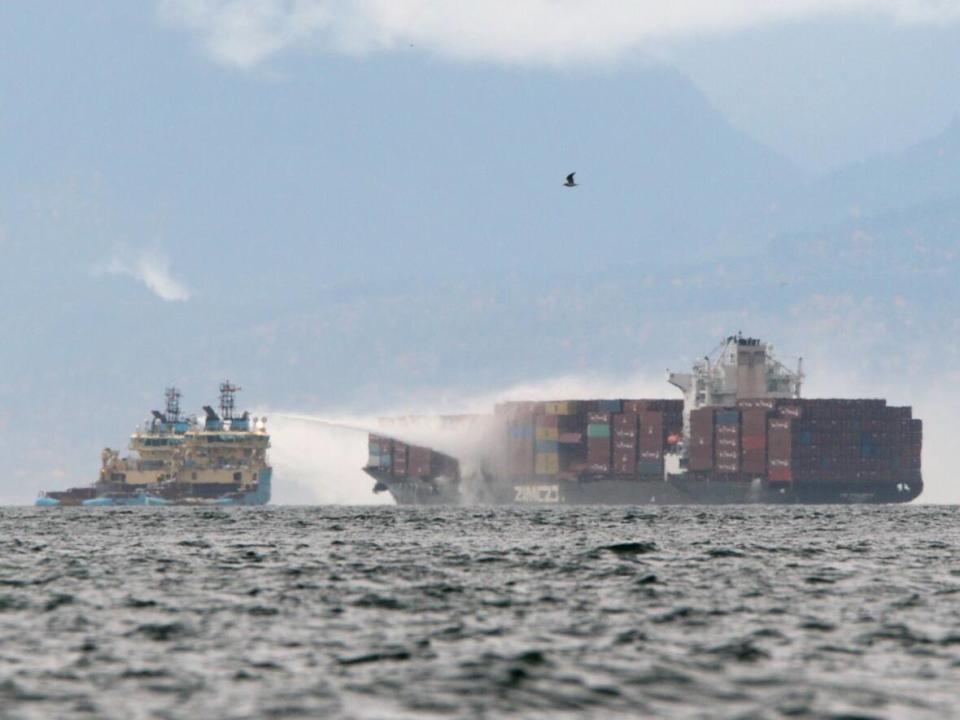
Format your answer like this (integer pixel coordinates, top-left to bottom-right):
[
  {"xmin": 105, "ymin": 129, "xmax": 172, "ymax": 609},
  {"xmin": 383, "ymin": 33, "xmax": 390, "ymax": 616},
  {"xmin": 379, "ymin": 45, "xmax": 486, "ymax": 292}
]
[{"xmin": 365, "ymin": 470, "xmax": 922, "ymax": 506}]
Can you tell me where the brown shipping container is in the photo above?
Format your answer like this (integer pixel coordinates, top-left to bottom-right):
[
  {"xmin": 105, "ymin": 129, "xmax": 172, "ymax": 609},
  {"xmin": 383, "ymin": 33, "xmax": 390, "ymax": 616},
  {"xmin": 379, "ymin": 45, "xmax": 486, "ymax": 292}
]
[
  {"xmin": 613, "ymin": 413, "xmax": 638, "ymax": 437},
  {"xmin": 407, "ymin": 446, "xmax": 432, "ymax": 477},
  {"xmin": 639, "ymin": 411, "xmax": 664, "ymax": 451},
  {"xmin": 613, "ymin": 441, "xmax": 637, "ymax": 474},
  {"xmin": 767, "ymin": 418, "xmax": 793, "ymax": 476},
  {"xmin": 587, "ymin": 434, "xmax": 611, "ymax": 473},
  {"xmin": 688, "ymin": 408, "xmax": 715, "ymax": 472},
  {"xmin": 742, "ymin": 408, "xmax": 769, "ymax": 433}
]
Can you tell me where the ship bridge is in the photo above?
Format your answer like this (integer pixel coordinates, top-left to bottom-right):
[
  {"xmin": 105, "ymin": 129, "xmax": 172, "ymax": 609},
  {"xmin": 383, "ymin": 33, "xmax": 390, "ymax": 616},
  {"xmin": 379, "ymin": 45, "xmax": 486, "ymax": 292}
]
[{"xmin": 667, "ymin": 334, "xmax": 803, "ymax": 451}]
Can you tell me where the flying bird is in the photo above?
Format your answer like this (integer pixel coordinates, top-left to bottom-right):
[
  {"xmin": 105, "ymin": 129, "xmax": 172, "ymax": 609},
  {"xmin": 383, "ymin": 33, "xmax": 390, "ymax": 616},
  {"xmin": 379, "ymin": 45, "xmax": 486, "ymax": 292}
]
[{"xmin": 563, "ymin": 172, "xmax": 577, "ymax": 187}]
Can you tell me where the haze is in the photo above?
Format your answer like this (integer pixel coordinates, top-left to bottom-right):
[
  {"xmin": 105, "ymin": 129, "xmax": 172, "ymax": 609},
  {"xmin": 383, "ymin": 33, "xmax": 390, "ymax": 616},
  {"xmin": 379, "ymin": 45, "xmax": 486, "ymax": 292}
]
[{"xmin": 1, "ymin": 2, "xmax": 958, "ymax": 504}]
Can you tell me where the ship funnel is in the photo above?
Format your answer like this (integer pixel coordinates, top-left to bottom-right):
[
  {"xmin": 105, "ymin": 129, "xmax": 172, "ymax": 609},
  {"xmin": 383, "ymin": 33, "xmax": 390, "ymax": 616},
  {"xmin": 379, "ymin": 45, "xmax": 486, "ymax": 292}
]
[{"xmin": 202, "ymin": 405, "xmax": 223, "ymax": 431}]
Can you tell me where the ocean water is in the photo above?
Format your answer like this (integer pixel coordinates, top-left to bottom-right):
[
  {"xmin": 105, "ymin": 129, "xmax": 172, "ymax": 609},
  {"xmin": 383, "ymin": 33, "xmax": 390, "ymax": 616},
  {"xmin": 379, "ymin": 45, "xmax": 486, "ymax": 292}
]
[{"xmin": 0, "ymin": 506, "xmax": 958, "ymax": 720}]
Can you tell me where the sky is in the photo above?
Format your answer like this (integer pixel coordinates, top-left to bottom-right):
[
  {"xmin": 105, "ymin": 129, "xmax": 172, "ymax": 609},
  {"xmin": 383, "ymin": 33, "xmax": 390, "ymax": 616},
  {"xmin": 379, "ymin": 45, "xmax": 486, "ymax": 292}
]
[{"xmin": 1, "ymin": 1, "xmax": 959, "ymax": 504}]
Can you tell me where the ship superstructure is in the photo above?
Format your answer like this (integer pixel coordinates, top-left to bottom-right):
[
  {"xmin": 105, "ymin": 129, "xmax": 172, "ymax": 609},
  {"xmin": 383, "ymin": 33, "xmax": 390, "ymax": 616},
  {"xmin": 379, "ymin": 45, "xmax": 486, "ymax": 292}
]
[
  {"xmin": 37, "ymin": 383, "xmax": 271, "ymax": 506},
  {"xmin": 668, "ymin": 334, "xmax": 803, "ymax": 410},
  {"xmin": 667, "ymin": 334, "xmax": 803, "ymax": 458}
]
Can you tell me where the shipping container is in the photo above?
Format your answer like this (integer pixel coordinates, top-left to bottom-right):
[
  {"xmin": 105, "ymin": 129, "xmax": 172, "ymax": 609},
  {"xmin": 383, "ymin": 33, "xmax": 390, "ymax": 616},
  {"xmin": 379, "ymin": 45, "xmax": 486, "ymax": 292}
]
[
  {"xmin": 587, "ymin": 424, "xmax": 611, "ymax": 438},
  {"xmin": 622, "ymin": 400, "xmax": 648, "ymax": 414},
  {"xmin": 407, "ymin": 445, "xmax": 432, "ymax": 477},
  {"xmin": 393, "ymin": 442, "xmax": 408, "ymax": 476},
  {"xmin": 546, "ymin": 401, "xmax": 579, "ymax": 416},
  {"xmin": 535, "ymin": 453, "xmax": 560, "ymax": 475}
]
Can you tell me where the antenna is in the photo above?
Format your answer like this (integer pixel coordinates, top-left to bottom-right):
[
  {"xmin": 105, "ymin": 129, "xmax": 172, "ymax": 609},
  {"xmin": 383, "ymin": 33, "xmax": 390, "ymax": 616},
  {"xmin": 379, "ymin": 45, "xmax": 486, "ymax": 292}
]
[
  {"xmin": 219, "ymin": 381, "xmax": 241, "ymax": 420},
  {"xmin": 164, "ymin": 387, "xmax": 182, "ymax": 423}
]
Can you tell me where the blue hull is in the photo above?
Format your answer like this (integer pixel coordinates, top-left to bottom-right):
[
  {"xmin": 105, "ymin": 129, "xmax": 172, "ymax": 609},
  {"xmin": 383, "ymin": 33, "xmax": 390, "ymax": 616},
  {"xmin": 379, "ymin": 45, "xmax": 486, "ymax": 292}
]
[{"xmin": 36, "ymin": 469, "xmax": 272, "ymax": 507}]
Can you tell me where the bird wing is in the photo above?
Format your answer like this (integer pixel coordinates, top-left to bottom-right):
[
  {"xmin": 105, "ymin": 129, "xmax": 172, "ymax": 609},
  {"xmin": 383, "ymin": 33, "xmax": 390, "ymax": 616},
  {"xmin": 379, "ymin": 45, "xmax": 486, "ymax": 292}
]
[{"xmin": 566, "ymin": 172, "xmax": 576, "ymax": 183}]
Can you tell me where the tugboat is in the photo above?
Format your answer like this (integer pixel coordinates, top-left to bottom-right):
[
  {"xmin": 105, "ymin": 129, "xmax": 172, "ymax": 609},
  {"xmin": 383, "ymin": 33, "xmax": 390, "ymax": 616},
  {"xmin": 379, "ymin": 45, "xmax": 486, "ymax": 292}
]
[{"xmin": 36, "ymin": 383, "xmax": 272, "ymax": 506}]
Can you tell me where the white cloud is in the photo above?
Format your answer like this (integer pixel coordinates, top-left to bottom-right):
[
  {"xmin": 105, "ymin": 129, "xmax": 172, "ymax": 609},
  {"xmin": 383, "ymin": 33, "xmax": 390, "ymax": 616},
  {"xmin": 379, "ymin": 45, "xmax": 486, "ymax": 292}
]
[
  {"xmin": 102, "ymin": 250, "xmax": 191, "ymax": 301},
  {"xmin": 160, "ymin": 0, "xmax": 960, "ymax": 69}
]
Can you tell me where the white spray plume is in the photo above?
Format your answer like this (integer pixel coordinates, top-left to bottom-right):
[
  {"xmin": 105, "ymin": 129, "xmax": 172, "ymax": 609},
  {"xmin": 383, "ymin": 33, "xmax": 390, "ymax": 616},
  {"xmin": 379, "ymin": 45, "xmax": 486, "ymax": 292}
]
[{"xmin": 263, "ymin": 370, "xmax": 668, "ymax": 505}]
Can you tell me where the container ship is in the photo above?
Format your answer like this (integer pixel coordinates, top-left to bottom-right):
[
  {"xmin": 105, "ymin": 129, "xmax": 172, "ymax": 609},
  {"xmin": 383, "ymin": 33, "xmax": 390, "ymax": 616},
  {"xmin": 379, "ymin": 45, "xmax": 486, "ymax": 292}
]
[
  {"xmin": 36, "ymin": 383, "xmax": 271, "ymax": 507},
  {"xmin": 363, "ymin": 336, "xmax": 923, "ymax": 505}
]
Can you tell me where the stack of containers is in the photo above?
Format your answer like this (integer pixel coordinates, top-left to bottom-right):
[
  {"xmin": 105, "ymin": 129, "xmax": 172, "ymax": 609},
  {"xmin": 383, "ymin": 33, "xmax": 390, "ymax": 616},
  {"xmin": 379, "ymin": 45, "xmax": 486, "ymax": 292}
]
[
  {"xmin": 767, "ymin": 417, "xmax": 793, "ymax": 482},
  {"xmin": 789, "ymin": 399, "xmax": 891, "ymax": 484},
  {"xmin": 612, "ymin": 412, "xmax": 638, "ymax": 475},
  {"xmin": 910, "ymin": 419, "xmax": 923, "ymax": 473},
  {"xmin": 367, "ymin": 435, "xmax": 382, "ymax": 469},
  {"xmin": 546, "ymin": 401, "xmax": 580, "ymax": 416},
  {"xmin": 739, "ymin": 401, "xmax": 772, "ymax": 475},
  {"xmin": 654, "ymin": 400, "xmax": 685, "ymax": 445},
  {"xmin": 593, "ymin": 399, "xmax": 623, "ymax": 414},
  {"xmin": 586, "ymin": 411, "xmax": 612, "ymax": 474},
  {"xmin": 623, "ymin": 400, "xmax": 648, "ymax": 414},
  {"xmin": 367, "ymin": 435, "xmax": 394, "ymax": 472},
  {"xmin": 432, "ymin": 452, "xmax": 460, "ymax": 479},
  {"xmin": 688, "ymin": 408, "xmax": 715, "ymax": 472},
  {"xmin": 506, "ymin": 419, "xmax": 534, "ymax": 477},
  {"xmin": 393, "ymin": 441, "xmax": 408, "ymax": 476},
  {"xmin": 714, "ymin": 409, "xmax": 741, "ymax": 474},
  {"xmin": 638, "ymin": 411, "xmax": 664, "ymax": 476},
  {"xmin": 407, "ymin": 445, "xmax": 432, "ymax": 477},
  {"xmin": 535, "ymin": 414, "xmax": 561, "ymax": 476}
]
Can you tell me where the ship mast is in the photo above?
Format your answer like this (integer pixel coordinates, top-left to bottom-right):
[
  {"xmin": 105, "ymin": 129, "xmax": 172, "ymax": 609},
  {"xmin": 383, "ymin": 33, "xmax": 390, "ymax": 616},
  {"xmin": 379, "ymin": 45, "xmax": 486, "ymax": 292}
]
[
  {"xmin": 164, "ymin": 387, "xmax": 182, "ymax": 424},
  {"xmin": 219, "ymin": 381, "xmax": 241, "ymax": 421}
]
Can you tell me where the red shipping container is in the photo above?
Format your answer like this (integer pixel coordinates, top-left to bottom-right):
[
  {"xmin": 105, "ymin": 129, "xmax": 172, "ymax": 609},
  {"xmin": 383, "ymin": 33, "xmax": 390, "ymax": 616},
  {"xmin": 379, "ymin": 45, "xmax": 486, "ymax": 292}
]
[{"xmin": 768, "ymin": 467, "xmax": 793, "ymax": 483}]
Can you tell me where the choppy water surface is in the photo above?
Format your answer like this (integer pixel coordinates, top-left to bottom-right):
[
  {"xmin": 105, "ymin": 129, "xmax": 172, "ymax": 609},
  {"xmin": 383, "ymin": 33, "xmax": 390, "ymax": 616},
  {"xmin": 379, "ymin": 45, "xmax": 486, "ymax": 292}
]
[{"xmin": 1, "ymin": 506, "xmax": 959, "ymax": 719}]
